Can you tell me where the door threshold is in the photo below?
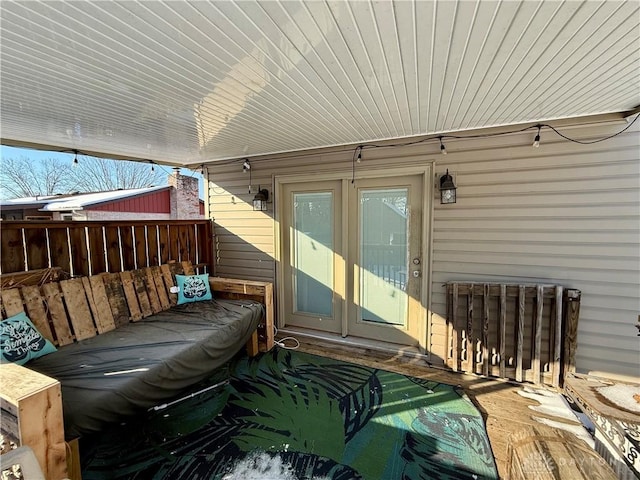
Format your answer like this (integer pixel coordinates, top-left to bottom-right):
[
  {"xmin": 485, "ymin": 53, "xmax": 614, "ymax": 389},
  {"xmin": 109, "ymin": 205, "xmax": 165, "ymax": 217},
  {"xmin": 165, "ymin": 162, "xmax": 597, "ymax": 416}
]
[{"xmin": 277, "ymin": 326, "xmax": 430, "ymax": 364}]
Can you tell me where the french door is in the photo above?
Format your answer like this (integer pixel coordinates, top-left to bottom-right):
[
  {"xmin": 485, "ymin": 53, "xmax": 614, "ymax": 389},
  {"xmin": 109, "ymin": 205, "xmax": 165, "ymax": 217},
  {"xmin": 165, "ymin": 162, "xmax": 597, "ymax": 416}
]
[{"xmin": 281, "ymin": 173, "xmax": 426, "ymax": 346}]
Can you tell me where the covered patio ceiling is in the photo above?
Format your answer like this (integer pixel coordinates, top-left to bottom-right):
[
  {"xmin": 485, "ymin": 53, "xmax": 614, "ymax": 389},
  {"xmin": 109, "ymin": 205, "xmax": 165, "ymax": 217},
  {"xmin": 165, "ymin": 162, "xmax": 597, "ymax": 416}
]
[{"xmin": 1, "ymin": 1, "xmax": 639, "ymax": 167}]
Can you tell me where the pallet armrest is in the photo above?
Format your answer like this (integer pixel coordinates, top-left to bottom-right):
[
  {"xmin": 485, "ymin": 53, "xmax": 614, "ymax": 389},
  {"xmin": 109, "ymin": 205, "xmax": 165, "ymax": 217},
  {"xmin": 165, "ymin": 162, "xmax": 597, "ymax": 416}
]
[
  {"xmin": 210, "ymin": 277, "xmax": 274, "ymax": 354},
  {"xmin": 0, "ymin": 364, "xmax": 67, "ymax": 480}
]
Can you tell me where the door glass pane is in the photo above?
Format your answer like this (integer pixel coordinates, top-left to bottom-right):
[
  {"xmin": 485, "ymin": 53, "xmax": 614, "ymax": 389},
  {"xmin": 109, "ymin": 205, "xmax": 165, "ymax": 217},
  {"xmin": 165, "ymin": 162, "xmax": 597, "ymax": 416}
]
[
  {"xmin": 293, "ymin": 192, "xmax": 333, "ymax": 316},
  {"xmin": 359, "ymin": 188, "xmax": 408, "ymax": 325}
]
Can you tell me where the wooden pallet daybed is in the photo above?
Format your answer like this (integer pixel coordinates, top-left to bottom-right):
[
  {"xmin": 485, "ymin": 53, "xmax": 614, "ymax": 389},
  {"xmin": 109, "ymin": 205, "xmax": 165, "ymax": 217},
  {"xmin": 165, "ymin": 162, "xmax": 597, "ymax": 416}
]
[{"xmin": 0, "ymin": 261, "xmax": 274, "ymax": 480}]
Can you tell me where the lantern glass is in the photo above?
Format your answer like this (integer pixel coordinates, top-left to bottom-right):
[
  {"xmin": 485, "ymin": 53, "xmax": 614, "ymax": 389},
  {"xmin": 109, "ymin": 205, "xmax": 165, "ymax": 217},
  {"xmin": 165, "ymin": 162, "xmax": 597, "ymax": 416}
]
[
  {"xmin": 439, "ymin": 171, "xmax": 457, "ymax": 204},
  {"xmin": 253, "ymin": 189, "xmax": 269, "ymax": 211},
  {"xmin": 440, "ymin": 188, "xmax": 456, "ymax": 204}
]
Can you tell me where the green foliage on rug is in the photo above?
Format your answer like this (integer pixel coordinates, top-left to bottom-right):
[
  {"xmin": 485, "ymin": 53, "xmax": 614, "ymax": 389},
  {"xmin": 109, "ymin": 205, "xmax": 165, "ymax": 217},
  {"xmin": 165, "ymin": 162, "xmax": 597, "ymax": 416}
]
[{"xmin": 81, "ymin": 348, "xmax": 498, "ymax": 479}]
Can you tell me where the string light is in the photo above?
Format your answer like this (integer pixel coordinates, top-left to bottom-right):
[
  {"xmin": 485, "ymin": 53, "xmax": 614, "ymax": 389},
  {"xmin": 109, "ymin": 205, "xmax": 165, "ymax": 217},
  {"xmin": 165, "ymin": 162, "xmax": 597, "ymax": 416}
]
[
  {"xmin": 532, "ymin": 125, "xmax": 541, "ymax": 148},
  {"xmin": 45, "ymin": 113, "xmax": 638, "ymax": 172},
  {"xmin": 348, "ymin": 114, "xmax": 638, "ymax": 161},
  {"xmin": 439, "ymin": 136, "xmax": 447, "ymax": 155}
]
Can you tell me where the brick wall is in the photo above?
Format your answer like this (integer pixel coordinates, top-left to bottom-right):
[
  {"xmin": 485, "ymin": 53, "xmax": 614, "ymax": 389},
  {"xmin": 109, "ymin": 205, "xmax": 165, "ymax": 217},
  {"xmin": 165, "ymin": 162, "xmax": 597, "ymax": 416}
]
[{"xmin": 168, "ymin": 171, "xmax": 202, "ymax": 219}]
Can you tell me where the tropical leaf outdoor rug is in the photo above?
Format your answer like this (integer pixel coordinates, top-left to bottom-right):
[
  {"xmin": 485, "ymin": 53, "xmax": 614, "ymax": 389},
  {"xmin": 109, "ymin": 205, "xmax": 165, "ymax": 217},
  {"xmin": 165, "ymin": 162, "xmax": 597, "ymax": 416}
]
[{"xmin": 81, "ymin": 348, "xmax": 498, "ymax": 479}]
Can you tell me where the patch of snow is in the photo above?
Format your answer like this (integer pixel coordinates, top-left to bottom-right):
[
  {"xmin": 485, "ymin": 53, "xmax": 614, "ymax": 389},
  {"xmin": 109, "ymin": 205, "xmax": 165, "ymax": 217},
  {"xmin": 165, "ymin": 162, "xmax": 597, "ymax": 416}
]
[
  {"xmin": 517, "ymin": 387, "xmax": 581, "ymax": 423},
  {"xmin": 596, "ymin": 384, "xmax": 640, "ymax": 413},
  {"xmin": 222, "ymin": 451, "xmax": 330, "ymax": 480},
  {"xmin": 532, "ymin": 416, "xmax": 595, "ymax": 449},
  {"xmin": 518, "ymin": 386, "xmax": 596, "ymax": 448}
]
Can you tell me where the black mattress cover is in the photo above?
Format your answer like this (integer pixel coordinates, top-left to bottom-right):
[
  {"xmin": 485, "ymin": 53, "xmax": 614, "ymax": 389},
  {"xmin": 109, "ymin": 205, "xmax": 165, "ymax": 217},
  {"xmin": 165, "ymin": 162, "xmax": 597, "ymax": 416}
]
[{"xmin": 28, "ymin": 299, "xmax": 263, "ymax": 438}]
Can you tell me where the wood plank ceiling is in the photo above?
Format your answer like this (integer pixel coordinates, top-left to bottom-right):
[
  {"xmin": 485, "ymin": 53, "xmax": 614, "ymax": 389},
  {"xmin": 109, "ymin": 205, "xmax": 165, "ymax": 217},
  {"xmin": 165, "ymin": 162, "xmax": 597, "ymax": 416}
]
[{"xmin": 1, "ymin": 0, "xmax": 638, "ymax": 166}]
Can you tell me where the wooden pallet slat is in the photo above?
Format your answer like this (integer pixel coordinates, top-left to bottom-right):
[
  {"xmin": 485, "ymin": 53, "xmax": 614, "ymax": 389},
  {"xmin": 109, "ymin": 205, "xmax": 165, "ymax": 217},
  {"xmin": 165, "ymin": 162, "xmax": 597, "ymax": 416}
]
[
  {"xmin": 120, "ymin": 271, "xmax": 142, "ymax": 321},
  {"xmin": 451, "ymin": 283, "xmax": 459, "ymax": 372},
  {"xmin": 533, "ymin": 285, "xmax": 544, "ymax": 385},
  {"xmin": 482, "ymin": 283, "xmax": 490, "ymax": 377},
  {"xmin": 499, "ymin": 284, "xmax": 507, "ymax": 379},
  {"xmin": 87, "ymin": 274, "xmax": 116, "ymax": 333},
  {"xmin": 82, "ymin": 274, "xmax": 116, "ymax": 333},
  {"xmin": 143, "ymin": 268, "xmax": 163, "ymax": 314},
  {"xmin": 260, "ymin": 282, "xmax": 275, "ymax": 352},
  {"xmin": 59, "ymin": 278, "xmax": 96, "ymax": 341},
  {"xmin": 552, "ymin": 286, "xmax": 563, "ymax": 387},
  {"xmin": 151, "ymin": 266, "xmax": 171, "ymax": 310},
  {"xmin": 41, "ymin": 283, "xmax": 74, "ymax": 346},
  {"xmin": 21, "ymin": 285, "xmax": 55, "ymax": 342},
  {"xmin": 516, "ymin": 285, "xmax": 526, "ymax": 382},
  {"xmin": 131, "ymin": 269, "xmax": 153, "ymax": 318},
  {"xmin": 445, "ymin": 283, "xmax": 451, "ymax": 366},
  {"xmin": 1, "ymin": 288, "xmax": 25, "ymax": 318},
  {"xmin": 181, "ymin": 260, "xmax": 195, "ymax": 276},
  {"xmin": 160, "ymin": 264, "xmax": 178, "ymax": 306},
  {"xmin": 103, "ymin": 273, "xmax": 131, "ymax": 327},
  {"xmin": 563, "ymin": 289, "xmax": 581, "ymax": 377},
  {"xmin": 464, "ymin": 284, "xmax": 474, "ymax": 374}
]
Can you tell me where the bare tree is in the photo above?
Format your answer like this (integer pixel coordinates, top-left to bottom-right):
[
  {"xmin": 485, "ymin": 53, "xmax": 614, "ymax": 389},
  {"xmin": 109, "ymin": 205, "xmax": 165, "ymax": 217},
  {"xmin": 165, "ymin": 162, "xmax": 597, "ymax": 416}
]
[
  {"xmin": 67, "ymin": 156, "xmax": 164, "ymax": 191},
  {"xmin": 0, "ymin": 156, "xmax": 74, "ymax": 198},
  {"xmin": 0, "ymin": 155, "xmax": 165, "ymax": 199}
]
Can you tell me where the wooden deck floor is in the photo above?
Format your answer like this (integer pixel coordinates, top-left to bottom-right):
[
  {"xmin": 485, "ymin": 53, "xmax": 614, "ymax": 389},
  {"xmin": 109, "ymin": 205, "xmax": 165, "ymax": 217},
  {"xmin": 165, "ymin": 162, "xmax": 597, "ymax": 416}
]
[{"xmin": 294, "ymin": 339, "xmax": 561, "ymax": 479}]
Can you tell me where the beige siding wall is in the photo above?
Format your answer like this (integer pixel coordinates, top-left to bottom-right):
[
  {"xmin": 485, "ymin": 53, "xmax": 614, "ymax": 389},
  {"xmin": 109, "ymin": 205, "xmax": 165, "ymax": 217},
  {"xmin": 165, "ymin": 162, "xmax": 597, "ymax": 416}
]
[
  {"xmin": 206, "ymin": 119, "xmax": 640, "ymax": 379},
  {"xmin": 429, "ymin": 121, "xmax": 639, "ymax": 379}
]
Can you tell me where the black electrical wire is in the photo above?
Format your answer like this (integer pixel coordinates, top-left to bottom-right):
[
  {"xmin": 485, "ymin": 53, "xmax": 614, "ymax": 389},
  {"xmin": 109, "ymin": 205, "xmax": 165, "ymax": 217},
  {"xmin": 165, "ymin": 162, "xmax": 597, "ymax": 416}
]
[
  {"xmin": 354, "ymin": 113, "xmax": 639, "ymax": 156},
  {"xmin": 542, "ymin": 113, "xmax": 639, "ymax": 144},
  {"xmin": 43, "ymin": 112, "xmax": 638, "ymax": 167}
]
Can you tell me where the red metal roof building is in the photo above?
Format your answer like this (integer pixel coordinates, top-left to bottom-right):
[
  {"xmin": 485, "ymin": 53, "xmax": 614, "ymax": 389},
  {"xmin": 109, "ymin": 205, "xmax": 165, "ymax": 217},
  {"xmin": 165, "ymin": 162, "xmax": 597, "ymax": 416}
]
[{"xmin": 0, "ymin": 172, "xmax": 204, "ymax": 221}]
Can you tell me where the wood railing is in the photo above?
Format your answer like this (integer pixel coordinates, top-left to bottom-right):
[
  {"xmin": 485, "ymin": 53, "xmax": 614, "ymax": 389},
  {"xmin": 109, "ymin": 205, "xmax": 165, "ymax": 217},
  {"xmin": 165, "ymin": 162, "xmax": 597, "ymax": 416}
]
[
  {"xmin": 446, "ymin": 282, "xmax": 581, "ymax": 387},
  {"xmin": 0, "ymin": 220, "xmax": 213, "ymax": 278}
]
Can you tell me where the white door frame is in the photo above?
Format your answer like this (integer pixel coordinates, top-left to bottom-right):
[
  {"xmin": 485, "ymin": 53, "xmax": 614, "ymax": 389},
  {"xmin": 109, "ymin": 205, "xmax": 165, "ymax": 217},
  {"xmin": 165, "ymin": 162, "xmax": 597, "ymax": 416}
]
[{"xmin": 274, "ymin": 162, "xmax": 434, "ymax": 352}]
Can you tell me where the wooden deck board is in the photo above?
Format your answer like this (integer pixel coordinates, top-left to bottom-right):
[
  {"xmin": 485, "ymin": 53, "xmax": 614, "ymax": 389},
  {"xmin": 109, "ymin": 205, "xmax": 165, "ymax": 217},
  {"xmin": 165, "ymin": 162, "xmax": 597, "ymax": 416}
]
[{"xmin": 293, "ymin": 340, "xmax": 556, "ymax": 480}]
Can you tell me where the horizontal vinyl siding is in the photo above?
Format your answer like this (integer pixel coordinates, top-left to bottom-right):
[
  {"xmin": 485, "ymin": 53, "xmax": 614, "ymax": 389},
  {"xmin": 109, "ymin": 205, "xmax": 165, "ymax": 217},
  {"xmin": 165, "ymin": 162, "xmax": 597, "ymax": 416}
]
[
  {"xmin": 208, "ymin": 178, "xmax": 276, "ymax": 282},
  {"xmin": 431, "ymin": 122, "xmax": 640, "ymax": 378},
  {"xmin": 206, "ymin": 119, "xmax": 640, "ymax": 379}
]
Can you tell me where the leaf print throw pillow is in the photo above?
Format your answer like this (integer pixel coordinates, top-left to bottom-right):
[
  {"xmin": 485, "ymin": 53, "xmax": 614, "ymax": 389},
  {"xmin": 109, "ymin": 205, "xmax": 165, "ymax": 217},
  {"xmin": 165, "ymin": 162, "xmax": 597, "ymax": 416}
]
[{"xmin": 0, "ymin": 312, "xmax": 57, "ymax": 365}]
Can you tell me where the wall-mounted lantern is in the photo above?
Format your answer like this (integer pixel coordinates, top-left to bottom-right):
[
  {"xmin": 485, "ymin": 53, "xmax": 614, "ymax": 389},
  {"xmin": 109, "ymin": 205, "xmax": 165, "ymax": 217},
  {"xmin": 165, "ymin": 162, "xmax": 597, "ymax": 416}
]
[
  {"xmin": 253, "ymin": 188, "xmax": 269, "ymax": 211},
  {"xmin": 439, "ymin": 170, "xmax": 456, "ymax": 204}
]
